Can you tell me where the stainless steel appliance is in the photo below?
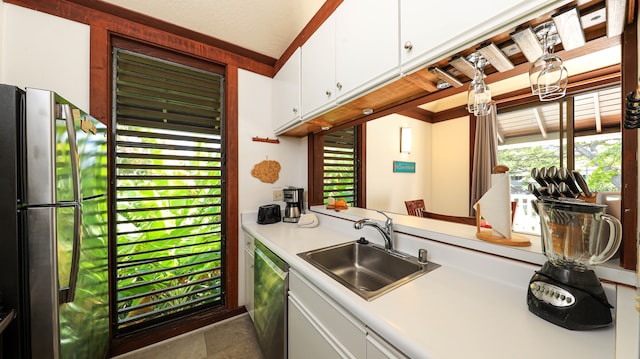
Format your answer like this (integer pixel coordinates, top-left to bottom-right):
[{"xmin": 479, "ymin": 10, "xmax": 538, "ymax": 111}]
[
  {"xmin": 254, "ymin": 240, "xmax": 288, "ymax": 359},
  {"xmin": 0, "ymin": 85, "xmax": 109, "ymax": 358},
  {"xmin": 283, "ymin": 187, "xmax": 304, "ymax": 223},
  {"xmin": 527, "ymin": 197, "xmax": 622, "ymax": 330}
]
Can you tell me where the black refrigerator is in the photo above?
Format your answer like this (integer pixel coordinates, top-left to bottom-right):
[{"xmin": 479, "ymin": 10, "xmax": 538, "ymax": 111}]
[{"xmin": 0, "ymin": 85, "xmax": 109, "ymax": 358}]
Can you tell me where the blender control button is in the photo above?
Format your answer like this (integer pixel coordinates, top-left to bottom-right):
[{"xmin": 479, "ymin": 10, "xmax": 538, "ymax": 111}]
[
  {"xmin": 560, "ymin": 294, "xmax": 566, "ymax": 300},
  {"xmin": 566, "ymin": 297, "xmax": 573, "ymax": 304}
]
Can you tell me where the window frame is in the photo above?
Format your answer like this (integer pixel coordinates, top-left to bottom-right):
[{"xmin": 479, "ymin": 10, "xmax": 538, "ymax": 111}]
[
  {"xmin": 496, "ymin": 85, "xmax": 623, "ymax": 234},
  {"xmin": 308, "ymin": 124, "xmax": 366, "ymax": 207},
  {"xmin": 323, "ymin": 127, "xmax": 360, "ymax": 207},
  {"xmin": 104, "ymin": 36, "xmax": 242, "ymax": 356},
  {"xmin": 111, "ymin": 46, "xmax": 227, "ymax": 335}
]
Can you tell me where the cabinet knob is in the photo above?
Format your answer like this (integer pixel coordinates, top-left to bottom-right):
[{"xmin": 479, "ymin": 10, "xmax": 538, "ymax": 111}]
[
  {"xmin": 404, "ymin": 41, "xmax": 413, "ymax": 50},
  {"xmin": 336, "ymin": 82, "xmax": 342, "ymax": 90},
  {"xmin": 292, "ymin": 107, "xmax": 298, "ymax": 114},
  {"xmin": 325, "ymin": 90, "xmax": 332, "ymax": 97}
]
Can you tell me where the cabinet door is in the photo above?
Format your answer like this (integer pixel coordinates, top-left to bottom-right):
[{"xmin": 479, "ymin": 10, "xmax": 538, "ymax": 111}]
[
  {"xmin": 288, "ymin": 296, "xmax": 344, "ymax": 359},
  {"xmin": 273, "ymin": 47, "xmax": 301, "ymax": 133},
  {"xmin": 301, "ymin": 14, "xmax": 336, "ymax": 119},
  {"xmin": 244, "ymin": 249, "xmax": 254, "ymax": 320},
  {"xmin": 244, "ymin": 233, "xmax": 256, "ymax": 320},
  {"xmin": 366, "ymin": 331, "xmax": 409, "ymax": 359},
  {"xmin": 289, "ymin": 270, "xmax": 367, "ymax": 357},
  {"xmin": 400, "ymin": 0, "xmax": 551, "ymax": 72},
  {"xmin": 335, "ymin": 0, "xmax": 399, "ymax": 102}
]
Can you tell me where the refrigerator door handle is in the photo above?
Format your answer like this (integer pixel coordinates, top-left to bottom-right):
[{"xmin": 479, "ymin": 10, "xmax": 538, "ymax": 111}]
[
  {"xmin": 59, "ymin": 203, "xmax": 82, "ymax": 304},
  {"xmin": 59, "ymin": 104, "xmax": 82, "ymax": 304},
  {"xmin": 61, "ymin": 104, "xmax": 81, "ymax": 202}
]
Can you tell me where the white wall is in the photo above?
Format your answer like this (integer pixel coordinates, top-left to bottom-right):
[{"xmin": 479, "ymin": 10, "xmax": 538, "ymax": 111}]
[
  {"xmin": 1, "ymin": 4, "xmax": 90, "ymax": 110},
  {"xmin": 366, "ymin": 114, "xmax": 431, "ymax": 214},
  {"xmin": 0, "ymin": 1, "xmax": 4, "ymax": 75},
  {"xmin": 431, "ymin": 116, "xmax": 470, "ymax": 216},
  {"xmin": 236, "ymin": 69, "xmax": 307, "ymax": 305},
  {"xmin": 367, "ymin": 114, "xmax": 470, "ymax": 217},
  {"xmin": 237, "ymin": 69, "xmax": 308, "ymax": 213}
]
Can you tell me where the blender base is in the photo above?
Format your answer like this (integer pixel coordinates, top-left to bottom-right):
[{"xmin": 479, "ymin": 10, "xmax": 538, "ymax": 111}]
[{"xmin": 527, "ymin": 261, "xmax": 613, "ymax": 330}]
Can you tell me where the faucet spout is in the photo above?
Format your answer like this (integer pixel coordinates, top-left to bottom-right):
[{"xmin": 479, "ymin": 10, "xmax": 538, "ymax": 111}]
[{"xmin": 353, "ymin": 211, "xmax": 395, "ymax": 251}]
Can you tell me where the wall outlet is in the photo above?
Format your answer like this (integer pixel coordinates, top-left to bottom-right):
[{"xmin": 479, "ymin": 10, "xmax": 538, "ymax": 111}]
[{"xmin": 272, "ymin": 189, "xmax": 283, "ymax": 201}]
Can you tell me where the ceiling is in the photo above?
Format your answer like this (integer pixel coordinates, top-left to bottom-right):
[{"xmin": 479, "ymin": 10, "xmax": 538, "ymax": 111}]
[{"xmin": 100, "ymin": 0, "xmax": 325, "ymax": 59}]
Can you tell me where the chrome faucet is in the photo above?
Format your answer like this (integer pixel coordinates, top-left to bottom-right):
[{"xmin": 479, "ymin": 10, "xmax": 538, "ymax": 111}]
[{"xmin": 354, "ymin": 210, "xmax": 395, "ymax": 251}]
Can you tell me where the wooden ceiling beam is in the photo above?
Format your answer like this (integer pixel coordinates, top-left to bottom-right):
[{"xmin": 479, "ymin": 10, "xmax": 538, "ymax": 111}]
[{"xmin": 397, "ymin": 107, "xmax": 434, "ymax": 122}]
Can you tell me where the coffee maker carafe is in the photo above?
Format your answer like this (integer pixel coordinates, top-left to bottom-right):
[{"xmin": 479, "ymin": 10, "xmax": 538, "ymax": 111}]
[
  {"xmin": 527, "ymin": 197, "xmax": 622, "ymax": 330},
  {"xmin": 283, "ymin": 187, "xmax": 304, "ymax": 223}
]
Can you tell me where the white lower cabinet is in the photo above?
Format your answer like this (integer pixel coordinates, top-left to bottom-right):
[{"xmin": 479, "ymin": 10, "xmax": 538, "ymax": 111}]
[
  {"xmin": 244, "ymin": 233, "xmax": 255, "ymax": 320},
  {"xmin": 366, "ymin": 331, "xmax": 409, "ymax": 359},
  {"xmin": 289, "ymin": 269, "xmax": 409, "ymax": 359},
  {"xmin": 289, "ymin": 295, "xmax": 346, "ymax": 359}
]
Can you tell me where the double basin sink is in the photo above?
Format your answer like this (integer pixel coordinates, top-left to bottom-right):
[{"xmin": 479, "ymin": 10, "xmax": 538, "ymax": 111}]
[{"xmin": 298, "ymin": 240, "xmax": 440, "ymax": 301}]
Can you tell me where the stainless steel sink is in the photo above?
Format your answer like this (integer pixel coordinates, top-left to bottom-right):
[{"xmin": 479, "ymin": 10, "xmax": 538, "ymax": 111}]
[{"xmin": 298, "ymin": 241, "xmax": 440, "ymax": 301}]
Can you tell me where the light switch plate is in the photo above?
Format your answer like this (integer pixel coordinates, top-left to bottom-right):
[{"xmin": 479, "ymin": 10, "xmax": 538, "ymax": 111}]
[{"xmin": 272, "ymin": 189, "xmax": 283, "ymax": 201}]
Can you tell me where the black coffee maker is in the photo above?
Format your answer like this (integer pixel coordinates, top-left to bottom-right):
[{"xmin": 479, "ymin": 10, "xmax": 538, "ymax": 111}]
[
  {"xmin": 527, "ymin": 197, "xmax": 622, "ymax": 330},
  {"xmin": 283, "ymin": 187, "xmax": 304, "ymax": 223}
]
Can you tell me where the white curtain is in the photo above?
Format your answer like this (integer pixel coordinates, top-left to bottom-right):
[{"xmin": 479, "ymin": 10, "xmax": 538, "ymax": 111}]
[{"xmin": 470, "ymin": 104, "xmax": 498, "ymax": 216}]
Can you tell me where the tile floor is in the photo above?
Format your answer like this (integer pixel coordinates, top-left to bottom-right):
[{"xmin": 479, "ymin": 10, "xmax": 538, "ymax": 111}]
[{"xmin": 112, "ymin": 314, "xmax": 264, "ymax": 359}]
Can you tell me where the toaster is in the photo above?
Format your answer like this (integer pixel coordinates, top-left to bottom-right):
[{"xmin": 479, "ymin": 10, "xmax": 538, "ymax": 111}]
[{"xmin": 257, "ymin": 204, "xmax": 281, "ymax": 224}]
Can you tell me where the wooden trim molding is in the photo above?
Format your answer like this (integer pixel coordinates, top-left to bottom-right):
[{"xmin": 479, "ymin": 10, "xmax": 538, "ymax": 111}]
[
  {"xmin": 356, "ymin": 123, "xmax": 367, "ymax": 208},
  {"xmin": 620, "ymin": 19, "xmax": 638, "ymax": 271}
]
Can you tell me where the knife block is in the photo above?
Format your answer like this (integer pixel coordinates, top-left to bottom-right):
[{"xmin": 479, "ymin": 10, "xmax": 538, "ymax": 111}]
[{"xmin": 475, "ymin": 203, "xmax": 531, "ymax": 247}]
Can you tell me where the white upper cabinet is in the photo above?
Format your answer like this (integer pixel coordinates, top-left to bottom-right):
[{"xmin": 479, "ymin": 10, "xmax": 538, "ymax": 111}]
[
  {"xmin": 273, "ymin": 47, "xmax": 302, "ymax": 134},
  {"xmin": 334, "ymin": 0, "xmax": 400, "ymax": 103},
  {"xmin": 400, "ymin": 0, "xmax": 567, "ymax": 73},
  {"xmin": 301, "ymin": 14, "xmax": 336, "ymax": 119}
]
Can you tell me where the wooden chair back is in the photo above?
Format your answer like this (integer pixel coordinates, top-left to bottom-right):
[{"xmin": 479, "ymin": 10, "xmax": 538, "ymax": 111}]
[{"xmin": 404, "ymin": 199, "xmax": 426, "ymax": 217}]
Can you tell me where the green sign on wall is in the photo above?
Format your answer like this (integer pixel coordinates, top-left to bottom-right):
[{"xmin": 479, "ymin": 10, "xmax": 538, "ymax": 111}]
[{"xmin": 393, "ymin": 161, "xmax": 415, "ymax": 173}]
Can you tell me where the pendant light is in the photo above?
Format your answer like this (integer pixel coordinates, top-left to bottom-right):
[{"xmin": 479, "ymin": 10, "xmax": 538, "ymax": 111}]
[
  {"xmin": 528, "ymin": 22, "xmax": 568, "ymax": 101},
  {"xmin": 467, "ymin": 54, "xmax": 492, "ymax": 116}
]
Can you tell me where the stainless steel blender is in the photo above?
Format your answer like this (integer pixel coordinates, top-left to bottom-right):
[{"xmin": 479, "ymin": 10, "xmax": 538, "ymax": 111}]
[{"xmin": 527, "ymin": 197, "xmax": 622, "ymax": 330}]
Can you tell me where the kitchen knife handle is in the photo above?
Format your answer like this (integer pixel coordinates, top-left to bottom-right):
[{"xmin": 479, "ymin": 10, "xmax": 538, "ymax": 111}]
[
  {"xmin": 557, "ymin": 182, "xmax": 577, "ymax": 198},
  {"xmin": 558, "ymin": 167, "xmax": 581, "ymax": 194},
  {"xmin": 531, "ymin": 168, "xmax": 548, "ymax": 187},
  {"xmin": 527, "ymin": 183, "xmax": 542, "ymax": 199},
  {"xmin": 547, "ymin": 166, "xmax": 560, "ymax": 185},
  {"xmin": 572, "ymin": 170, "xmax": 594, "ymax": 198}
]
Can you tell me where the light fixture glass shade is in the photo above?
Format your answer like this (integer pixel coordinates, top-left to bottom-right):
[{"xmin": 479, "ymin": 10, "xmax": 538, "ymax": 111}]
[
  {"xmin": 466, "ymin": 54, "xmax": 492, "ymax": 116},
  {"xmin": 400, "ymin": 127, "xmax": 412, "ymax": 153},
  {"xmin": 529, "ymin": 22, "xmax": 568, "ymax": 101}
]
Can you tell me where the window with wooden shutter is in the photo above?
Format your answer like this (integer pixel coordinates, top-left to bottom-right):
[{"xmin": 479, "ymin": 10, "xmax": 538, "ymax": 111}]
[
  {"xmin": 323, "ymin": 127, "xmax": 358, "ymax": 206},
  {"xmin": 112, "ymin": 48, "xmax": 225, "ymax": 334}
]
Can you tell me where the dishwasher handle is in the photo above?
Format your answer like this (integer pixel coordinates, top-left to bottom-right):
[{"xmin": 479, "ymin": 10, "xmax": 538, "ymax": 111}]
[{"xmin": 255, "ymin": 240, "xmax": 288, "ymax": 276}]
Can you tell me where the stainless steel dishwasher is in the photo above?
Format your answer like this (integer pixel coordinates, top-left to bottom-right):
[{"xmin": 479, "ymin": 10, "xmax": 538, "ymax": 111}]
[{"xmin": 254, "ymin": 240, "xmax": 289, "ymax": 359}]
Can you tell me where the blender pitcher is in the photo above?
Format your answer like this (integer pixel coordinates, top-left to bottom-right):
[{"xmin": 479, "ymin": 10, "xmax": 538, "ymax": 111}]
[
  {"xmin": 537, "ymin": 197, "xmax": 622, "ymax": 269},
  {"xmin": 527, "ymin": 197, "xmax": 622, "ymax": 330}
]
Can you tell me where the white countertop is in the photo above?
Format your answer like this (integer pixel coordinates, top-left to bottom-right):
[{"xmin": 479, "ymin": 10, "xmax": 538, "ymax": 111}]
[{"xmin": 241, "ymin": 207, "xmax": 628, "ymax": 359}]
